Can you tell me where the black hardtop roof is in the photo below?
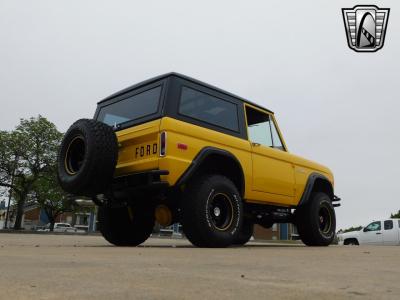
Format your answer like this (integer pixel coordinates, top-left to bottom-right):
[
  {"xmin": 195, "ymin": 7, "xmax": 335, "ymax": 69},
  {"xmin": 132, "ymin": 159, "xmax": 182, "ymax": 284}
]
[{"xmin": 98, "ymin": 72, "xmax": 273, "ymax": 114}]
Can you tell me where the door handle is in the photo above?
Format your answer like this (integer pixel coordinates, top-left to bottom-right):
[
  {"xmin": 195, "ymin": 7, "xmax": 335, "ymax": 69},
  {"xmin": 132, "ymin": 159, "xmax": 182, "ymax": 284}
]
[
  {"xmin": 252, "ymin": 142, "xmax": 261, "ymax": 147},
  {"xmin": 376, "ymin": 232, "xmax": 382, "ymax": 235}
]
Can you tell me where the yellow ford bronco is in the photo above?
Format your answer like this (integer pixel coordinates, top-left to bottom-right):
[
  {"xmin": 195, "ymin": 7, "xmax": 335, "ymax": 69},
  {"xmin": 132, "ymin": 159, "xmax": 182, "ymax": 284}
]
[{"xmin": 58, "ymin": 73, "xmax": 340, "ymax": 247}]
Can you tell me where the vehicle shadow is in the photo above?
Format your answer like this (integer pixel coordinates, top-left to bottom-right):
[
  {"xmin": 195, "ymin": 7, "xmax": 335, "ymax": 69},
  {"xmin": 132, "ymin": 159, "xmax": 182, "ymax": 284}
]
[{"xmin": 79, "ymin": 243, "xmax": 304, "ymax": 248}]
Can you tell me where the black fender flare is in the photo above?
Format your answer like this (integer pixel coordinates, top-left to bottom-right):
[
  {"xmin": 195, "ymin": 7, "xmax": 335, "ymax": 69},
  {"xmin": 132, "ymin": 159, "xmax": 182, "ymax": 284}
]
[
  {"xmin": 175, "ymin": 147, "xmax": 245, "ymax": 196},
  {"xmin": 297, "ymin": 172, "xmax": 334, "ymax": 207}
]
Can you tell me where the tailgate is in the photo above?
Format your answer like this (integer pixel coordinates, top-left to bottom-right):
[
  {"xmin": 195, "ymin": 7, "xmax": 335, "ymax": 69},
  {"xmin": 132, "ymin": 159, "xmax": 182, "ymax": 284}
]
[{"xmin": 115, "ymin": 119, "xmax": 161, "ymax": 176}]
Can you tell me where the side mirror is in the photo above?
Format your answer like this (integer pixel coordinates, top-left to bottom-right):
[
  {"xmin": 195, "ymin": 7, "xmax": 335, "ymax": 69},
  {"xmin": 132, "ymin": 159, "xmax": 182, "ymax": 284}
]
[{"xmin": 363, "ymin": 227, "xmax": 369, "ymax": 232}]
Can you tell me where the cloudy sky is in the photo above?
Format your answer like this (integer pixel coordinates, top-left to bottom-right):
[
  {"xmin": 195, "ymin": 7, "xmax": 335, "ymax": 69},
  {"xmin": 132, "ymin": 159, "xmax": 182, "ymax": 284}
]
[{"xmin": 0, "ymin": 1, "xmax": 399, "ymax": 229}]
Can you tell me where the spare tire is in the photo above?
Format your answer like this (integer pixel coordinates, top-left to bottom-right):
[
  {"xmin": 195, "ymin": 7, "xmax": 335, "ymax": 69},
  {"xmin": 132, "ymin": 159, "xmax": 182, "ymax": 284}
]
[{"xmin": 57, "ymin": 119, "xmax": 118, "ymax": 197}]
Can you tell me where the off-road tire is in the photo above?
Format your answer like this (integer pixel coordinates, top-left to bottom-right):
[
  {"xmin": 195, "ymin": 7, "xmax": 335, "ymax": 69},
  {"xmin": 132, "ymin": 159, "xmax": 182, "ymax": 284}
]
[
  {"xmin": 98, "ymin": 204, "xmax": 155, "ymax": 246},
  {"xmin": 57, "ymin": 119, "xmax": 118, "ymax": 197},
  {"xmin": 233, "ymin": 218, "xmax": 254, "ymax": 245},
  {"xmin": 295, "ymin": 192, "xmax": 336, "ymax": 246},
  {"xmin": 181, "ymin": 174, "xmax": 243, "ymax": 248}
]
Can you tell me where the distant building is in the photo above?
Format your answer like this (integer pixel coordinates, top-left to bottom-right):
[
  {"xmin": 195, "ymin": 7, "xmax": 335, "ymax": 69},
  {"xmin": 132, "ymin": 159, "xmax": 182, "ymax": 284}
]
[
  {"xmin": 253, "ymin": 223, "xmax": 298, "ymax": 241},
  {"xmin": 156, "ymin": 222, "xmax": 297, "ymax": 241},
  {"xmin": 5, "ymin": 200, "xmax": 97, "ymax": 232}
]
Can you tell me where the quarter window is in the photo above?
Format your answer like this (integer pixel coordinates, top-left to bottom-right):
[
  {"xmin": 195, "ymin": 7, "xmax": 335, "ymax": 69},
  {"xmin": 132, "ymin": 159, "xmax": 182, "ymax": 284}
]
[
  {"xmin": 246, "ymin": 106, "xmax": 284, "ymax": 150},
  {"xmin": 179, "ymin": 86, "xmax": 239, "ymax": 132},
  {"xmin": 384, "ymin": 220, "xmax": 393, "ymax": 230},
  {"xmin": 270, "ymin": 119, "xmax": 284, "ymax": 150}
]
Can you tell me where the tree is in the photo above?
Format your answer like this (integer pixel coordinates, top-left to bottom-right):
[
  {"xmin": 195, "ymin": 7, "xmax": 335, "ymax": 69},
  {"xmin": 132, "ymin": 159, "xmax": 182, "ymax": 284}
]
[
  {"xmin": 0, "ymin": 116, "xmax": 62, "ymax": 229},
  {"xmin": 340, "ymin": 226, "xmax": 363, "ymax": 233},
  {"xmin": 32, "ymin": 174, "xmax": 76, "ymax": 231},
  {"xmin": 390, "ymin": 210, "xmax": 400, "ymax": 218}
]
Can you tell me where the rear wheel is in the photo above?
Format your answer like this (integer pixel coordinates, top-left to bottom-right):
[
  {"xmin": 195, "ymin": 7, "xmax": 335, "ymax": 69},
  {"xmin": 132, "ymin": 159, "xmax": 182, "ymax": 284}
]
[
  {"xmin": 98, "ymin": 203, "xmax": 155, "ymax": 246},
  {"xmin": 295, "ymin": 192, "xmax": 336, "ymax": 246},
  {"xmin": 181, "ymin": 174, "xmax": 243, "ymax": 247}
]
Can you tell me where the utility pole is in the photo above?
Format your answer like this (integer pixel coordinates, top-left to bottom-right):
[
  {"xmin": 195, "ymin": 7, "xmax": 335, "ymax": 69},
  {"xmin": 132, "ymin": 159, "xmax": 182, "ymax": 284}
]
[
  {"xmin": 4, "ymin": 156, "xmax": 18, "ymax": 229},
  {"xmin": 4, "ymin": 175, "xmax": 14, "ymax": 229}
]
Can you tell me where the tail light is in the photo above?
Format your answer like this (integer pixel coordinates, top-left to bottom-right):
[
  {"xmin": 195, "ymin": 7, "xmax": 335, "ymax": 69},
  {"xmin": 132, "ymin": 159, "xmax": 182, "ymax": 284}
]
[{"xmin": 160, "ymin": 131, "xmax": 167, "ymax": 156}]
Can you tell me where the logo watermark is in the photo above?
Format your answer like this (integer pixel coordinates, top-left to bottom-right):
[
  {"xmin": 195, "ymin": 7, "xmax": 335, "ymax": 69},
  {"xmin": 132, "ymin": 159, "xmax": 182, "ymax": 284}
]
[{"xmin": 342, "ymin": 5, "xmax": 390, "ymax": 52}]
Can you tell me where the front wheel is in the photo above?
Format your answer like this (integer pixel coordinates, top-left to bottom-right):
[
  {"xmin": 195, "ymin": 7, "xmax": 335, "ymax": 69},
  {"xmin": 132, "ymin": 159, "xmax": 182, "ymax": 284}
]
[
  {"xmin": 344, "ymin": 239, "xmax": 359, "ymax": 246},
  {"xmin": 181, "ymin": 174, "xmax": 243, "ymax": 248},
  {"xmin": 295, "ymin": 192, "xmax": 336, "ymax": 246}
]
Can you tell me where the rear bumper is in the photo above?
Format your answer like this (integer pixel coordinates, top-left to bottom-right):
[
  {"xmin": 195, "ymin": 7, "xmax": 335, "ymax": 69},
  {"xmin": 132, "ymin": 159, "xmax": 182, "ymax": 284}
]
[{"xmin": 112, "ymin": 169, "xmax": 170, "ymax": 194}]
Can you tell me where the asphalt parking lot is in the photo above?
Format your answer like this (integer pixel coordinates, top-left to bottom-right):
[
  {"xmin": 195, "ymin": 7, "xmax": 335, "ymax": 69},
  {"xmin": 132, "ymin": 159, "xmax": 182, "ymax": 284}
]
[{"xmin": 0, "ymin": 233, "xmax": 398, "ymax": 300}]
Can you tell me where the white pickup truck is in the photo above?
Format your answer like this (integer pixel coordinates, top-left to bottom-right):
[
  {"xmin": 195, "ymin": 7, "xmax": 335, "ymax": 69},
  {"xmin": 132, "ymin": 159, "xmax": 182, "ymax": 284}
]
[{"xmin": 339, "ymin": 218, "xmax": 400, "ymax": 245}]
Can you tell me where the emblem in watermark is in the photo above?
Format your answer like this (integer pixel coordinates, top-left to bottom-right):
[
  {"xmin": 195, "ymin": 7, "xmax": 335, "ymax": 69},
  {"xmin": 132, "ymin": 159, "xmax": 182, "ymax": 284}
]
[{"xmin": 342, "ymin": 5, "xmax": 390, "ymax": 52}]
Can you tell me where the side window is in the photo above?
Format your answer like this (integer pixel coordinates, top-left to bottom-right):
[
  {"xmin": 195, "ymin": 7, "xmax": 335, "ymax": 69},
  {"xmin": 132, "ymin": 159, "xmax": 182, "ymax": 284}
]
[
  {"xmin": 365, "ymin": 221, "xmax": 381, "ymax": 231},
  {"xmin": 384, "ymin": 220, "xmax": 393, "ymax": 230},
  {"xmin": 245, "ymin": 106, "xmax": 285, "ymax": 150},
  {"xmin": 246, "ymin": 106, "xmax": 273, "ymax": 147},
  {"xmin": 179, "ymin": 86, "xmax": 239, "ymax": 132}
]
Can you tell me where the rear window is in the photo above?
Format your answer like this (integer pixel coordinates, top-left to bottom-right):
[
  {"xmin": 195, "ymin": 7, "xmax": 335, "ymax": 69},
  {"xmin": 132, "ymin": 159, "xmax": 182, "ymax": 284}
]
[
  {"xmin": 179, "ymin": 86, "xmax": 239, "ymax": 132},
  {"xmin": 98, "ymin": 86, "xmax": 162, "ymax": 127}
]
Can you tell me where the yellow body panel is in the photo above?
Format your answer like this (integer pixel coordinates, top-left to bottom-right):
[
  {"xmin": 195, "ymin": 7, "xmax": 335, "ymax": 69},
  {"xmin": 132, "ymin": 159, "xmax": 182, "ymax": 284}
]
[
  {"xmin": 114, "ymin": 112, "xmax": 334, "ymax": 207},
  {"xmin": 291, "ymin": 154, "xmax": 334, "ymax": 203},
  {"xmin": 115, "ymin": 119, "xmax": 161, "ymax": 176},
  {"xmin": 158, "ymin": 117, "xmax": 253, "ymax": 197}
]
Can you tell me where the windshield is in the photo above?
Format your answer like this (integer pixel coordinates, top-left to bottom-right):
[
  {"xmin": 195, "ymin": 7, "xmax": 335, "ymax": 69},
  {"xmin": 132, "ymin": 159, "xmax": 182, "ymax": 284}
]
[{"xmin": 97, "ymin": 85, "xmax": 162, "ymax": 127}]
